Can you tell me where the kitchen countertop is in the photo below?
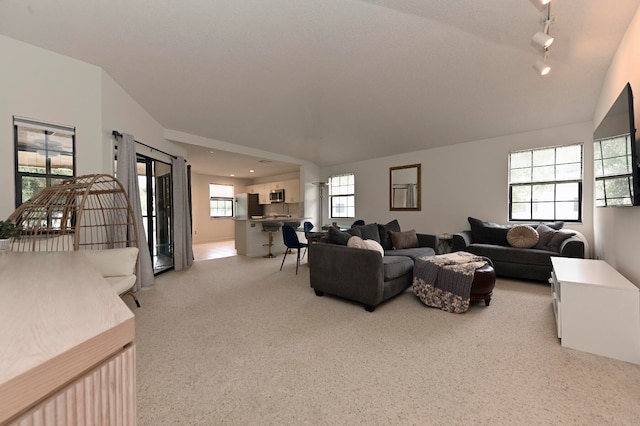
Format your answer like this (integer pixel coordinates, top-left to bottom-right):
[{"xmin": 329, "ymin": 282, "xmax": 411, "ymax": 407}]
[{"xmin": 237, "ymin": 216, "xmax": 309, "ymax": 222}]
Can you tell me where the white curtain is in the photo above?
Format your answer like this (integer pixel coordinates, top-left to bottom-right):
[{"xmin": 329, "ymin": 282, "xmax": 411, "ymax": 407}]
[
  {"xmin": 172, "ymin": 156, "xmax": 193, "ymax": 270},
  {"xmin": 115, "ymin": 133, "xmax": 155, "ymax": 290}
]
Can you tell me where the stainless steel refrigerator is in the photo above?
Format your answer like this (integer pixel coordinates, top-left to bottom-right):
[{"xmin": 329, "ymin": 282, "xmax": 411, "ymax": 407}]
[{"xmin": 235, "ymin": 193, "xmax": 263, "ymax": 219}]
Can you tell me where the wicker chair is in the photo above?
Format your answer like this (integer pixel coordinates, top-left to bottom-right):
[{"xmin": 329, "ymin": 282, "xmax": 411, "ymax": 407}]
[{"xmin": 8, "ymin": 174, "xmax": 141, "ymax": 306}]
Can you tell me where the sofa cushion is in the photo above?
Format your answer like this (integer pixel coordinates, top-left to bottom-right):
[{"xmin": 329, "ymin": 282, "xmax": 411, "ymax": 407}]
[
  {"xmin": 354, "ymin": 223, "xmax": 381, "ymax": 243},
  {"xmin": 347, "ymin": 236, "xmax": 384, "ymax": 257},
  {"xmin": 327, "ymin": 226, "xmax": 361, "ymax": 245},
  {"xmin": 468, "ymin": 217, "xmax": 512, "ymax": 246},
  {"xmin": 535, "ymin": 224, "xmax": 575, "ymax": 252},
  {"xmin": 382, "ymin": 255, "xmax": 414, "ymax": 281},
  {"xmin": 378, "ymin": 219, "xmax": 401, "ymax": 250},
  {"xmin": 385, "ymin": 246, "xmax": 435, "ymax": 261},
  {"xmin": 389, "ymin": 229, "xmax": 419, "ymax": 249},
  {"xmin": 465, "ymin": 243, "xmax": 556, "ymax": 266},
  {"xmin": 82, "ymin": 247, "xmax": 139, "ymax": 277},
  {"xmin": 507, "ymin": 225, "xmax": 539, "ymax": 248}
]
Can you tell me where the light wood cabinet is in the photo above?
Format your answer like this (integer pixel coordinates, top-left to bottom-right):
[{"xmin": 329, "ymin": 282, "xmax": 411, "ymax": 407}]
[
  {"xmin": 248, "ymin": 179, "xmax": 300, "ymax": 204},
  {"xmin": 0, "ymin": 252, "xmax": 136, "ymax": 425},
  {"xmin": 283, "ymin": 179, "xmax": 301, "ymax": 203},
  {"xmin": 550, "ymin": 257, "xmax": 640, "ymax": 364}
]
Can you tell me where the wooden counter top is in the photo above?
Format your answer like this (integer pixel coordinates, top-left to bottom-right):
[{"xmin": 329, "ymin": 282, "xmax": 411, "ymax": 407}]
[{"xmin": 0, "ymin": 251, "xmax": 135, "ymax": 423}]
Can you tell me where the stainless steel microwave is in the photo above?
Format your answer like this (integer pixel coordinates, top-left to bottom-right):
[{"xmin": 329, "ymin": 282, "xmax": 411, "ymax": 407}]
[{"xmin": 269, "ymin": 189, "xmax": 285, "ymax": 203}]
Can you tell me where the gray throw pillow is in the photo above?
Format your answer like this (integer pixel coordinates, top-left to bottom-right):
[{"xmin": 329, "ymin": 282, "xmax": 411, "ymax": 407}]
[
  {"xmin": 389, "ymin": 229, "xmax": 419, "ymax": 249},
  {"xmin": 534, "ymin": 224, "xmax": 574, "ymax": 252},
  {"xmin": 378, "ymin": 219, "xmax": 401, "ymax": 250},
  {"xmin": 327, "ymin": 226, "xmax": 361, "ymax": 245},
  {"xmin": 468, "ymin": 217, "xmax": 512, "ymax": 246},
  {"xmin": 355, "ymin": 223, "xmax": 381, "ymax": 243}
]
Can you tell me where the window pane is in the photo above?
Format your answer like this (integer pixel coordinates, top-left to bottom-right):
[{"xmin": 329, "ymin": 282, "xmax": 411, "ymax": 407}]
[
  {"xmin": 556, "ymin": 163, "xmax": 582, "ymax": 180},
  {"xmin": 510, "ymin": 168, "xmax": 531, "ymax": 183},
  {"xmin": 18, "ymin": 150, "xmax": 46, "ymax": 173},
  {"xmin": 331, "ymin": 195, "xmax": 354, "ymax": 218},
  {"xmin": 50, "ymin": 152, "xmax": 74, "ymax": 176},
  {"xmin": 21, "ymin": 176, "xmax": 47, "ymax": 203},
  {"xmin": 532, "ymin": 202, "xmax": 555, "ymax": 220},
  {"xmin": 532, "ymin": 165, "xmax": 555, "ymax": 182},
  {"xmin": 532, "ymin": 184, "xmax": 554, "ymax": 202},
  {"xmin": 532, "ymin": 148, "xmax": 555, "ymax": 166},
  {"xmin": 210, "ymin": 199, "xmax": 233, "ymax": 217},
  {"xmin": 556, "ymin": 145, "xmax": 582, "ymax": 164},
  {"xmin": 210, "ymin": 183, "xmax": 234, "ymax": 198},
  {"xmin": 556, "ymin": 182, "xmax": 579, "ymax": 201},
  {"xmin": 510, "ymin": 151, "xmax": 531, "ymax": 169},
  {"xmin": 511, "ymin": 185, "xmax": 531, "ymax": 203},
  {"xmin": 556, "ymin": 201, "xmax": 579, "ymax": 220},
  {"xmin": 511, "ymin": 202, "xmax": 531, "ymax": 220}
]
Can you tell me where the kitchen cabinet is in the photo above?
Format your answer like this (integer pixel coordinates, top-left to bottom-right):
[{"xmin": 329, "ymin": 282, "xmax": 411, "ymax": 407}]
[{"xmin": 283, "ymin": 179, "xmax": 301, "ymax": 203}]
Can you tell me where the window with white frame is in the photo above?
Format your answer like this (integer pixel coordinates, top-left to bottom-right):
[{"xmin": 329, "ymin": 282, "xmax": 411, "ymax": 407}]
[
  {"xmin": 329, "ymin": 173, "xmax": 355, "ymax": 218},
  {"xmin": 14, "ymin": 116, "xmax": 76, "ymax": 208},
  {"xmin": 209, "ymin": 183, "xmax": 234, "ymax": 217},
  {"xmin": 508, "ymin": 144, "xmax": 583, "ymax": 222}
]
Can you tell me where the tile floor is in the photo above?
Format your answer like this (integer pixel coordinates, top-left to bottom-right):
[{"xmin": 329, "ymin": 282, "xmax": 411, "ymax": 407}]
[{"xmin": 192, "ymin": 240, "xmax": 237, "ymax": 261}]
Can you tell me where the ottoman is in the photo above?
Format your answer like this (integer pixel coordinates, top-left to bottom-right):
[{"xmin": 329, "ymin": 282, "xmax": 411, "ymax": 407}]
[{"xmin": 470, "ymin": 264, "xmax": 496, "ymax": 306}]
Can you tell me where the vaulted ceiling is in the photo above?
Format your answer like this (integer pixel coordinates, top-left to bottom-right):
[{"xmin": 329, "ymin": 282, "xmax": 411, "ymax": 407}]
[{"xmin": 2, "ymin": 0, "xmax": 639, "ymax": 174}]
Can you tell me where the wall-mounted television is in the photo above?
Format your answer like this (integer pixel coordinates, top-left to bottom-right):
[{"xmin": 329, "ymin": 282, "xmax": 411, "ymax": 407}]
[{"xmin": 594, "ymin": 83, "xmax": 639, "ymax": 207}]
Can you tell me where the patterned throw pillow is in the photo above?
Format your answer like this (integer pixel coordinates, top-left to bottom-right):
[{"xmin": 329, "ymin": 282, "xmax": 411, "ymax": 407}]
[{"xmin": 506, "ymin": 225, "xmax": 539, "ymax": 248}]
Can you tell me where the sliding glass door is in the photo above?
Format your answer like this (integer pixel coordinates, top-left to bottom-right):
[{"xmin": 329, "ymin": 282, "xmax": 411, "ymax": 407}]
[{"xmin": 137, "ymin": 155, "xmax": 174, "ymax": 273}]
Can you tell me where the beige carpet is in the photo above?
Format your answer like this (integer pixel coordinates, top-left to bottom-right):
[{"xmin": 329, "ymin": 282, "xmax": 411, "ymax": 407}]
[{"xmin": 126, "ymin": 255, "xmax": 640, "ymax": 425}]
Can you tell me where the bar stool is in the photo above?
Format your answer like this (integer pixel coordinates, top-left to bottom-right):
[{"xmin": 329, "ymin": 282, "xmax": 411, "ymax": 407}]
[{"xmin": 262, "ymin": 222, "xmax": 280, "ymax": 258}]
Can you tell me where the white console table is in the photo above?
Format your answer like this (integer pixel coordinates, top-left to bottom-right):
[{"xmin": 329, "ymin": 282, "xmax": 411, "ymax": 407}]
[{"xmin": 550, "ymin": 257, "xmax": 640, "ymax": 364}]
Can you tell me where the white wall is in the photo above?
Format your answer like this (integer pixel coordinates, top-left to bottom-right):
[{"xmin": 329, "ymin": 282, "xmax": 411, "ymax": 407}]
[
  {"xmin": 0, "ymin": 35, "xmax": 102, "ymax": 219},
  {"xmin": 192, "ymin": 172, "xmax": 251, "ymax": 243},
  {"xmin": 101, "ymin": 71, "xmax": 186, "ymax": 170},
  {"xmin": 593, "ymin": 5, "xmax": 640, "ymax": 285},
  {"xmin": 322, "ymin": 121, "xmax": 594, "ymax": 249}
]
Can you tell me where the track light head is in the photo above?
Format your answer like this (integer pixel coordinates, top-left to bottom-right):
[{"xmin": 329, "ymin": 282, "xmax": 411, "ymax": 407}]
[
  {"xmin": 533, "ymin": 60, "xmax": 551, "ymax": 76},
  {"xmin": 533, "ymin": 31, "xmax": 554, "ymax": 49},
  {"xmin": 539, "ymin": 0, "xmax": 552, "ymax": 5}
]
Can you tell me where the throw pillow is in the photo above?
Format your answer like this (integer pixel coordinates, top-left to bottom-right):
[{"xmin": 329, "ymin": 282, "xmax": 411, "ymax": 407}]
[
  {"xmin": 354, "ymin": 223, "xmax": 381, "ymax": 243},
  {"xmin": 468, "ymin": 217, "xmax": 512, "ymax": 246},
  {"xmin": 327, "ymin": 226, "xmax": 361, "ymax": 245},
  {"xmin": 534, "ymin": 221, "xmax": 565, "ymax": 230},
  {"xmin": 377, "ymin": 219, "xmax": 401, "ymax": 250},
  {"xmin": 347, "ymin": 236, "xmax": 384, "ymax": 257},
  {"xmin": 534, "ymin": 224, "xmax": 575, "ymax": 252},
  {"xmin": 506, "ymin": 225, "xmax": 539, "ymax": 248},
  {"xmin": 389, "ymin": 229, "xmax": 419, "ymax": 249}
]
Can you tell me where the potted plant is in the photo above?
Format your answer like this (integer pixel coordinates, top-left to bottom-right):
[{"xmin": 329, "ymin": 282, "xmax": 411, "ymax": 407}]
[{"xmin": 0, "ymin": 219, "xmax": 21, "ymax": 251}]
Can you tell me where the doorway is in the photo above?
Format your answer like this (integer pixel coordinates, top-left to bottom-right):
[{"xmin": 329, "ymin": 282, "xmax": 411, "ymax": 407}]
[{"xmin": 137, "ymin": 155, "xmax": 174, "ymax": 273}]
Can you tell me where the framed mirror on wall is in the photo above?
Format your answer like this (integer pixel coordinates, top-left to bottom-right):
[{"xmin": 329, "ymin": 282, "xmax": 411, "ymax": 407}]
[{"xmin": 390, "ymin": 163, "xmax": 421, "ymax": 211}]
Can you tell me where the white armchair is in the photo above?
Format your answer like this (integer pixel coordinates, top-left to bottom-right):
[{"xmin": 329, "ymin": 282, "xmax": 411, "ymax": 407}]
[{"xmin": 83, "ymin": 247, "xmax": 140, "ymax": 307}]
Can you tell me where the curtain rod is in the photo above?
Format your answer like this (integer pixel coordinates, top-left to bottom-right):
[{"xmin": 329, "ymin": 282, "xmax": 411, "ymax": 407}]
[{"xmin": 112, "ymin": 130, "xmax": 179, "ymax": 160}]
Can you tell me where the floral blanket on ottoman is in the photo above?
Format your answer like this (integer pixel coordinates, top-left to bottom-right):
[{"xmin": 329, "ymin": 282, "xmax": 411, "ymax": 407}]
[{"xmin": 413, "ymin": 251, "xmax": 489, "ymax": 313}]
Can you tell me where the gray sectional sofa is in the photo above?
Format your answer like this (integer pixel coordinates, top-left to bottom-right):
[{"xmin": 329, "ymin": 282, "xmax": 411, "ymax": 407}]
[
  {"xmin": 452, "ymin": 217, "xmax": 586, "ymax": 282},
  {"xmin": 309, "ymin": 220, "xmax": 437, "ymax": 311}
]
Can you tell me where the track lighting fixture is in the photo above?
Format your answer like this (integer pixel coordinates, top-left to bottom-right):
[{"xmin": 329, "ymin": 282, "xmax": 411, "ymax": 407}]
[
  {"xmin": 532, "ymin": 31, "xmax": 554, "ymax": 49},
  {"xmin": 531, "ymin": 1, "xmax": 555, "ymax": 76},
  {"xmin": 533, "ymin": 59, "xmax": 551, "ymax": 76}
]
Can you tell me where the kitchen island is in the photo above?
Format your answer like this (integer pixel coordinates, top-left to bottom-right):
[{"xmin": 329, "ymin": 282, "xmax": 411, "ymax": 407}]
[{"xmin": 235, "ymin": 217, "xmax": 307, "ymax": 257}]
